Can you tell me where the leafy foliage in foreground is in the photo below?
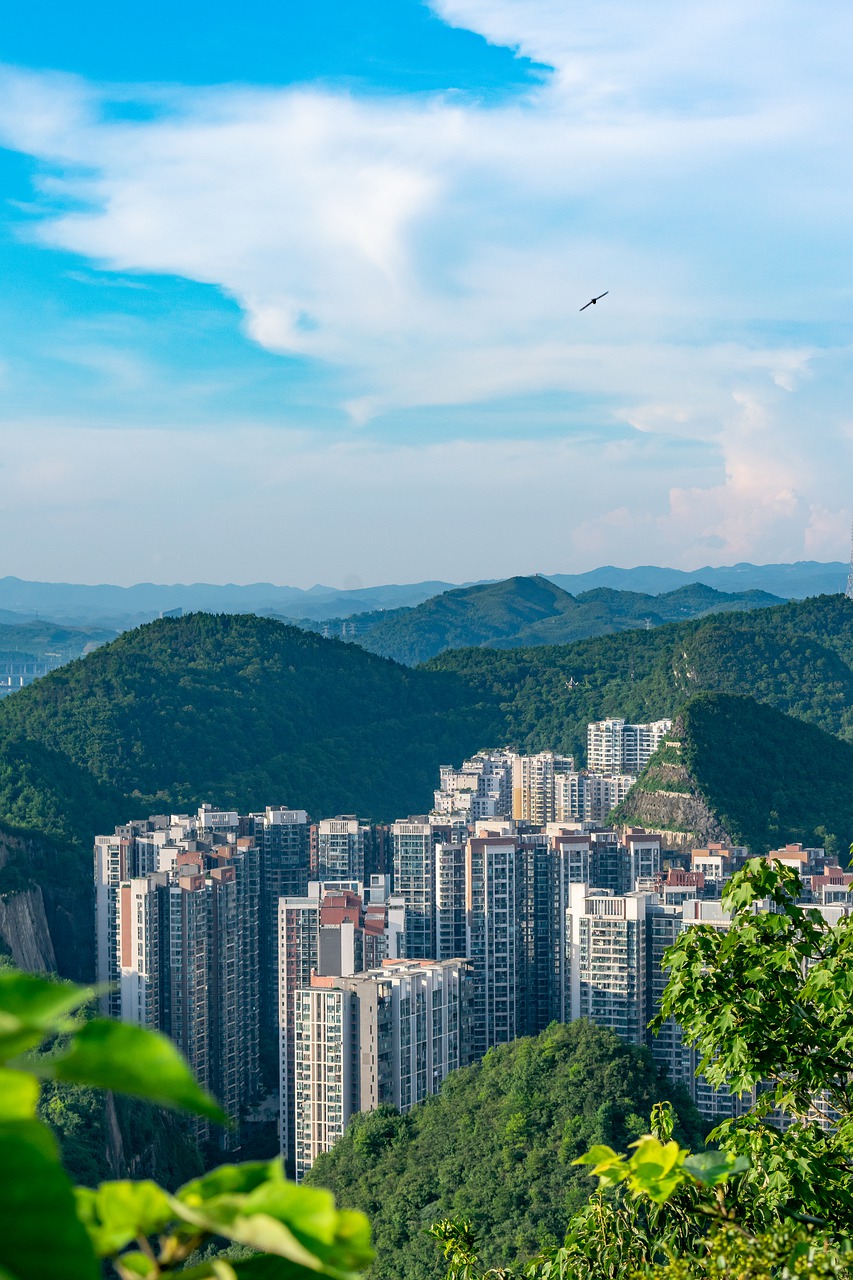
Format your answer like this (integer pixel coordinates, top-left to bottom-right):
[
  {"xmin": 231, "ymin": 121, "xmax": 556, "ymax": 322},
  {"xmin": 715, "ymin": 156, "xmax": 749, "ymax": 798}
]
[
  {"xmin": 654, "ymin": 856, "xmax": 853, "ymax": 1233},
  {"xmin": 431, "ymin": 857, "xmax": 853, "ymax": 1280},
  {"xmin": 306, "ymin": 1020, "xmax": 704, "ymax": 1280},
  {"xmin": 0, "ymin": 965, "xmax": 371, "ymax": 1280}
]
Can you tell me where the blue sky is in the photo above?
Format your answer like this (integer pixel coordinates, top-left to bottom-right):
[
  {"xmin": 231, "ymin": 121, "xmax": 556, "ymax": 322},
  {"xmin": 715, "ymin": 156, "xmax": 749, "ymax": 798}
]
[{"xmin": 1, "ymin": 0, "xmax": 851, "ymax": 586}]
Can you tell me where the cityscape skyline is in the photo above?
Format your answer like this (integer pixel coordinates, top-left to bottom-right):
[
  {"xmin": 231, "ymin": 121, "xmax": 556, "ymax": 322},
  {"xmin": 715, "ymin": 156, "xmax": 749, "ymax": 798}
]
[{"xmin": 93, "ymin": 725, "xmax": 848, "ymax": 1176}]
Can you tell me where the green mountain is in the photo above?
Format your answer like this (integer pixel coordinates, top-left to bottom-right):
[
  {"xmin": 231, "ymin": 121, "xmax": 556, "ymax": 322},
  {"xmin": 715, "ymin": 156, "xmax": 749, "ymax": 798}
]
[
  {"xmin": 2, "ymin": 596, "xmax": 853, "ymax": 975},
  {"xmin": 0, "ymin": 611, "xmax": 494, "ymax": 839},
  {"xmin": 614, "ymin": 692, "xmax": 853, "ymax": 858},
  {"xmin": 427, "ymin": 593, "xmax": 853, "ymax": 763},
  {"xmin": 347, "ymin": 575, "xmax": 783, "ymax": 665},
  {"xmin": 306, "ymin": 1019, "xmax": 705, "ymax": 1280}
]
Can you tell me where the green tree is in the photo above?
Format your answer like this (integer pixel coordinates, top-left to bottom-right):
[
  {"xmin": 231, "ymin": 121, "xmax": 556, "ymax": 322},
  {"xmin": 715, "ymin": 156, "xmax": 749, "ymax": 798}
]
[{"xmin": 654, "ymin": 855, "xmax": 853, "ymax": 1231}]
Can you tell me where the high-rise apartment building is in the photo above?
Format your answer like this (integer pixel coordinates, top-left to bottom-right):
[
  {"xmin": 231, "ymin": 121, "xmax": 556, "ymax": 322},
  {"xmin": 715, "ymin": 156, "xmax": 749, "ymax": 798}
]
[
  {"xmin": 511, "ymin": 752, "xmax": 575, "ymax": 825},
  {"xmin": 316, "ymin": 817, "xmax": 369, "ymax": 881},
  {"xmin": 435, "ymin": 841, "xmax": 467, "ymax": 961},
  {"xmin": 433, "ymin": 752, "xmax": 514, "ymax": 820},
  {"xmin": 553, "ymin": 771, "xmax": 637, "ymax": 823},
  {"xmin": 99, "ymin": 811, "xmax": 262, "ymax": 1150},
  {"xmin": 587, "ymin": 719, "xmax": 672, "ymax": 774},
  {"xmin": 565, "ymin": 885, "xmax": 654, "ymax": 1046},
  {"xmin": 465, "ymin": 834, "xmax": 525, "ymax": 1054},
  {"xmin": 277, "ymin": 879, "xmax": 406, "ymax": 1163},
  {"xmin": 292, "ymin": 959, "xmax": 472, "ymax": 1179},
  {"xmin": 248, "ymin": 807, "xmax": 310, "ymax": 1073}
]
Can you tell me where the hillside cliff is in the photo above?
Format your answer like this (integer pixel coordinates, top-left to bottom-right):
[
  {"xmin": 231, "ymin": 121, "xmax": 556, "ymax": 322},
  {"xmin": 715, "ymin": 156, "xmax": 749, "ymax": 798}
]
[{"xmin": 615, "ymin": 693, "xmax": 853, "ymax": 856}]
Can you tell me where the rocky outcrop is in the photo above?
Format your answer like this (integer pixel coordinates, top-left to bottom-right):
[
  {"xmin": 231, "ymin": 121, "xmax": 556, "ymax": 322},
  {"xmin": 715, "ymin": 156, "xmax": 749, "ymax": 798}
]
[
  {"xmin": 615, "ymin": 720, "xmax": 732, "ymax": 850},
  {"xmin": 618, "ymin": 788, "xmax": 731, "ymax": 850},
  {"xmin": 0, "ymin": 886, "xmax": 56, "ymax": 971},
  {"xmin": 0, "ymin": 825, "xmax": 94, "ymax": 979}
]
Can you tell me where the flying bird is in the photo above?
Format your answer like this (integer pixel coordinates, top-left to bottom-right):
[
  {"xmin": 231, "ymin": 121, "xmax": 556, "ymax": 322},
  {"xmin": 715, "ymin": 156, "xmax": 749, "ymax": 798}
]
[{"xmin": 580, "ymin": 291, "xmax": 608, "ymax": 311}]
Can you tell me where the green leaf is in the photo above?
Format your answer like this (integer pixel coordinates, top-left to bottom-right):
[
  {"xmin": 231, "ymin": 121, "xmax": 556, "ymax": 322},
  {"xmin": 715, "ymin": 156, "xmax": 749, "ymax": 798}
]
[
  {"xmin": 0, "ymin": 1119, "xmax": 99, "ymax": 1280},
  {"xmin": 46, "ymin": 1019, "xmax": 226, "ymax": 1122},
  {"xmin": 624, "ymin": 1136, "xmax": 688, "ymax": 1204},
  {"xmin": 683, "ymin": 1151, "xmax": 750, "ymax": 1187},
  {"xmin": 0, "ymin": 970, "xmax": 93, "ymax": 1061},
  {"xmin": 0, "ymin": 1068, "xmax": 39, "ymax": 1120},
  {"xmin": 75, "ymin": 1180, "xmax": 173, "ymax": 1257},
  {"xmin": 175, "ymin": 1161, "xmax": 372, "ymax": 1278}
]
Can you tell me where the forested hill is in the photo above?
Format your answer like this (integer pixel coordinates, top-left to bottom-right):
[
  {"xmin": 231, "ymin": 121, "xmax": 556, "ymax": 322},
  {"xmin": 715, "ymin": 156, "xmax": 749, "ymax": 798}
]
[
  {"xmin": 0, "ymin": 613, "xmax": 495, "ymax": 847},
  {"xmin": 2, "ymin": 596, "xmax": 853, "ymax": 975},
  {"xmin": 306, "ymin": 1020, "xmax": 705, "ymax": 1280},
  {"xmin": 347, "ymin": 574, "xmax": 782, "ymax": 665},
  {"xmin": 613, "ymin": 693, "xmax": 853, "ymax": 857},
  {"xmin": 427, "ymin": 593, "xmax": 853, "ymax": 764}
]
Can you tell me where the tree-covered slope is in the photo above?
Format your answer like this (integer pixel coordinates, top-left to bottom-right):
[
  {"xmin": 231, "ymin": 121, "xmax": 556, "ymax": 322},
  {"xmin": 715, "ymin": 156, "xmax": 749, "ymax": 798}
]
[
  {"xmin": 306, "ymin": 1020, "xmax": 705, "ymax": 1280},
  {"xmin": 426, "ymin": 594, "xmax": 853, "ymax": 763},
  {"xmin": 354, "ymin": 575, "xmax": 782, "ymax": 665},
  {"xmin": 0, "ymin": 613, "xmax": 496, "ymax": 837},
  {"xmin": 615, "ymin": 693, "xmax": 853, "ymax": 856}
]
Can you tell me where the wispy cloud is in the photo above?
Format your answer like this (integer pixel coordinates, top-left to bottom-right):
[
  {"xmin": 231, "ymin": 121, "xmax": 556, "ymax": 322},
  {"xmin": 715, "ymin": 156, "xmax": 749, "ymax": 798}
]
[{"xmin": 0, "ymin": 0, "xmax": 850, "ymax": 577}]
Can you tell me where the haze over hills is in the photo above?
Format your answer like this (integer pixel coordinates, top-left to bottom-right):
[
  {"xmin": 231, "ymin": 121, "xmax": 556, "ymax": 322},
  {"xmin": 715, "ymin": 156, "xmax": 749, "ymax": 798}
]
[
  {"xmin": 349, "ymin": 575, "xmax": 783, "ymax": 665},
  {"xmin": 2, "ymin": 595, "xmax": 853, "ymax": 975},
  {"xmin": 0, "ymin": 559, "xmax": 844, "ymax": 630}
]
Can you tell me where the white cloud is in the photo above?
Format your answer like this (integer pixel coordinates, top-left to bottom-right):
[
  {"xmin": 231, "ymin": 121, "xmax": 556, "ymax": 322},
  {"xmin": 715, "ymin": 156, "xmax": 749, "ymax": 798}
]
[{"xmin": 0, "ymin": 0, "xmax": 851, "ymax": 574}]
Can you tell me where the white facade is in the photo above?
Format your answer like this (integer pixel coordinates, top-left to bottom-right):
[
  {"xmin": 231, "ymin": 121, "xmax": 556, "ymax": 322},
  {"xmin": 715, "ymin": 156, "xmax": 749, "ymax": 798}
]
[
  {"xmin": 292, "ymin": 960, "xmax": 470, "ymax": 1179},
  {"xmin": 317, "ymin": 817, "xmax": 368, "ymax": 881},
  {"xmin": 587, "ymin": 718, "xmax": 672, "ymax": 774}
]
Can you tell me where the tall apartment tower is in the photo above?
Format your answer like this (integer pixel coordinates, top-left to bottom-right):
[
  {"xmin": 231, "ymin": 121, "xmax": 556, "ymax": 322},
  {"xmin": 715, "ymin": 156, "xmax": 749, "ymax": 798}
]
[
  {"xmin": 316, "ymin": 817, "xmax": 369, "ymax": 881},
  {"xmin": 511, "ymin": 752, "xmax": 574, "ymax": 825},
  {"xmin": 248, "ymin": 807, "xmax": 310, "ymax": 1078},
  {"xmin": 435, "ymin": 841, "xmax": 467, "ymax": 961},
  {"xmin": 565, "ymin": 885, "xmax": 654, "ymax": 1046},
  {"xmin": 554, "ymin": 772, "xmax": 636, "ymax": 823},
  {"xmin": 465, "ymin": 834, "xmax": 525, "ymax": 1054},
  {"xmin": 105, "ymin": 814, "xmax": 263, "ymax": 1151},
  {"xmin": 277, "ymin": 880, "xmax": 406, "ymax": 1165},
  {"xmin": 587, "ymin": 719, "xmax": 671, "ymax": 774},
  {"xmin": 292, "ymin": 959, "xmax": 472, "ymax": 1179},
  {"xmin": 433, "ymin": 751, "xmax": 514, "ymax": 820},
  {"xmin": 392, "ymin": 818, "xmax": 466, "ymax": 959}
]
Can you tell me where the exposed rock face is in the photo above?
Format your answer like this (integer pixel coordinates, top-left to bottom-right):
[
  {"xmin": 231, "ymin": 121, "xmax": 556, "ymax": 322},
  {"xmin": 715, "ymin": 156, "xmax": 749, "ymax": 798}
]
[
  {"xmin": 0, "ymin": 826, "xmax": 94, "ymax": 979},
  {"xmin": 0, "ymin": 887, "xmax": 56, "ymax": 971},
  {"xmin": 615, "ymin": 718, "xmax": 732, "ymax": 850},
  {"xmin": 620, "ymin": 788, "xmax": 731, "ymax": 850}
]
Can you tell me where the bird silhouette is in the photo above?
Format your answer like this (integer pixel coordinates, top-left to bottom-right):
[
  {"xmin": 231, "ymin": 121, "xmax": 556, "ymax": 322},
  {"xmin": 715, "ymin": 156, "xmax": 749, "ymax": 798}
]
[{"xmin": 580, "ymin": 291, "xmax": 608, "ymax": 311}]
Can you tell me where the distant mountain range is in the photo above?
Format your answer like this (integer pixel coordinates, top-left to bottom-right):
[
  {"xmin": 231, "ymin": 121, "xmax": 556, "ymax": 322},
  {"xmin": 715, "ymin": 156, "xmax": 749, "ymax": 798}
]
[
  {"xmin": 0, "ymin": 559, "xmax": 845, "ymax": 630},
  {"xmin": 346, "ymin": 576, "xmax": 784, "ymax": 665}
]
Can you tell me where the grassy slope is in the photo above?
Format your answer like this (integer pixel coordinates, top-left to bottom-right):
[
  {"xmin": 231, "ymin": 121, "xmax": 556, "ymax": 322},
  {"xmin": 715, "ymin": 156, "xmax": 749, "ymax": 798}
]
[{"xmin": 307, "ymin": 1020, "xmax": 705, "ymax": 1280}]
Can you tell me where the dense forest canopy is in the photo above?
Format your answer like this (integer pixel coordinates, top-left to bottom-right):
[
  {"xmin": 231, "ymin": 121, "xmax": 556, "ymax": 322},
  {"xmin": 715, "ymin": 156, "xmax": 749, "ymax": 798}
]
[{"xmin": 306, "ymin": 1020, "xmax": 705, "ymax": 1280}]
